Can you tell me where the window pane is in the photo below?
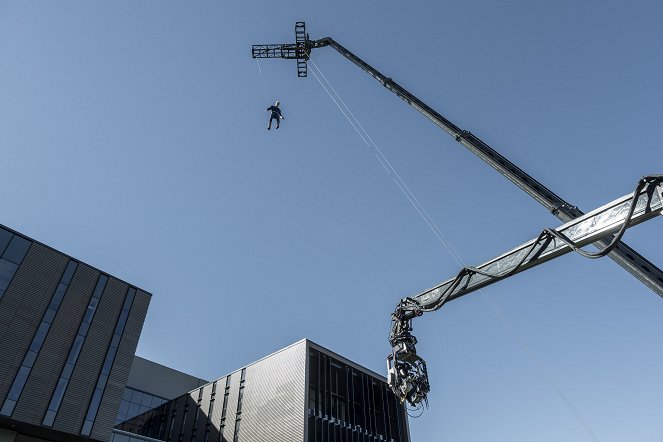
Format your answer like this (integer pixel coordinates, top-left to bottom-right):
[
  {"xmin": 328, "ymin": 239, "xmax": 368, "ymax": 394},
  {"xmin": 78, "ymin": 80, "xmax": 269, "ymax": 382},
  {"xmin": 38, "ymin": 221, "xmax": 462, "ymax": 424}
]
[
  {"xmin": 81, "ymin": 419, "xmax": 93, "ymax": 435},
  {"xmin": 0, "ymin": 229, "xmax": 12, "ymax": 254},
  {"xmin": 2, "ymin": 236, "xmax": 30, "ymax": 264},
  {"xmin": 61, "ymin": 261, "xmax": 77, "ymax": 284},
  {"xmin": 118, "ymin": 399, "xmax": 129, "ymax": 416},
  {"xmin": 131, "ymin": 389, "xmax": 144, "ymax": 404},
  {"xmin": 0, "ymin": 259, "xmax": 18, "ymax": 280},
  {"xmin": 141, "ymin": 393, "xmax": 153, "ymax": 407},
  {"xmin": 61, "ymin": 362, "xmax": 75, "ymax": 380},
  {"xmin": 51, "ymin": 283, "xmax": 67, "ymax": 306},
  {"xmin": 42, "ymin": 409, "xmax": 57, "ymax": 426},
  {"xmin": 68, "ymin": 335, "xmax": 85, "ymax": 365},
  {"xmin": 128, "ymin": 402, "xmax": 140, "ymax": 418},
  {"xmin": 23, "ymin": 350, "xmax": 38, "ymax": 368},
  {"xmin": 29, "ymin": 322, "xmax": 50, "ymax": 352},
  {"xmin": 0, "ymin": 399, "xmax": 16, "ymax": 416},
  {"xmin": 7, "ymin": 365, "xmax": 31, "ymax": 400},
  {"xmin": 83, "ymin": 297, "xmax": 99, "ymax": 323},
  {"xmin": 151, "ymin": 395, "xmax": 163, "ymax": 408},
  {"xmin": 43, "ymin": 307, "xmax": 57, "ymax": 325},
  {"xmin": 123, "ymin": 388, "xmax": 134, "ymax": 401},
  {"xmin": 0, "ymin": 259, "xmax": 18, "ymax": 291},
  {"xmin": 50, "ymin": 378, "xmax": 69, "ymax": 411}
]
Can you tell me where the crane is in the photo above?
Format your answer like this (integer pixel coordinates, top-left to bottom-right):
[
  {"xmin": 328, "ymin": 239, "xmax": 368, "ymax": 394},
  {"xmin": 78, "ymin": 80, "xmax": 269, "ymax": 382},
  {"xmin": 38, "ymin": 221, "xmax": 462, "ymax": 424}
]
[{"xmin": 251, "ymin": 23, "xmax": 663, "ymax": 406}]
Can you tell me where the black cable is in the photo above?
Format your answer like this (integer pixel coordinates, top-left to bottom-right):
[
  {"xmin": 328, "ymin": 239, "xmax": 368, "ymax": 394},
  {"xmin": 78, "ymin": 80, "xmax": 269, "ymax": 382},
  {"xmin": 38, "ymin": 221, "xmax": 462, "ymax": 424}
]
[{"xmin": 419, "ymin": 175, "xmax": 662, "ymax": 312}]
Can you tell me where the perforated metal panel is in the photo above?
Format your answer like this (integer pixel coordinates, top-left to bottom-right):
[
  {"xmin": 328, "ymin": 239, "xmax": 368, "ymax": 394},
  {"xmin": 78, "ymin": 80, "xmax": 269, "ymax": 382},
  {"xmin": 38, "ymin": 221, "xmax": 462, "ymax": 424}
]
[{"xmin": 241, "ymin": 341, "xmax": 306, "ymax": 442}]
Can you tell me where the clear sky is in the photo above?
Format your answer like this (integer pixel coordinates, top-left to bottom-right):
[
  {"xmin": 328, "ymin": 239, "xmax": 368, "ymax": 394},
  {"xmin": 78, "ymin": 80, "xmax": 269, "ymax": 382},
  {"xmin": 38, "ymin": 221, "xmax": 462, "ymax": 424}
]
[{"xmin": 1, "ymin": 1, "xmax": 662, "ymax": 441}]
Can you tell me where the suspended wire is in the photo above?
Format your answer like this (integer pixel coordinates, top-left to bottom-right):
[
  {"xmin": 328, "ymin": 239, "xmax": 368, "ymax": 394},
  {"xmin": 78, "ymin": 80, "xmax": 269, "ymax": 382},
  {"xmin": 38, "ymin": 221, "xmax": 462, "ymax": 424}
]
[
  {"xmin": 480, "ymin": 293, "xmax": 601, "ymax": 441},
  {"xmin": 257, "ymin": 58, "xmax": 301, "ymax": 105},
  {"xmin": 309, "ymin": 59, "xmax": 602, "ymax": 440},
  {"xmin": 308, "ymin": 60, "xmax": 461, "ymax": 261},
  {"xmin": 255, "ymin": 59, "xmax": 271, "ymax": 102}
]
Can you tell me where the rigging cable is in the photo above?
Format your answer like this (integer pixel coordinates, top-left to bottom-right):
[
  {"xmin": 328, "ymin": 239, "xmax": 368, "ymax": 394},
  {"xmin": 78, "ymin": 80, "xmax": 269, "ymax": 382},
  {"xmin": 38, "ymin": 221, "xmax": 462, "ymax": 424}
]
[
  {"xmin": 255, "ymin": 59, "xmax": 272, "ymax": 103},
  {"xmin": 308, "ymin": 58, "xmax": 602, "ymax": 441},
  {"xmin": 309, "ymin": 59, "xmax": 460, "ymax": 261},
  {"xmin": 256, "ymin": 59, "xmax": 300, "ymax": 104}
]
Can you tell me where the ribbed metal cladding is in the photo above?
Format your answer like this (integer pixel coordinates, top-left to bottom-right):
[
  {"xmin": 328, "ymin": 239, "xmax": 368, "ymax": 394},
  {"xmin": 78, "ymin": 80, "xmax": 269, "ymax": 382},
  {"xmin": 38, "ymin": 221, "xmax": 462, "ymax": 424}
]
[
  {"xmin": 240, "ymin": 340, "xmax": 306, "ymax": 442},
  {"xmin": 209, "ymin": 375, "xmax": 228, "ymax": 436},
  {"xmin": 0, "ymin": 243, "xmax": 66, "ymax": 405},
  {"xmin": 90, "ymin": 290, "xmax": 150, "ymax": 441},
  {"xmin": 12, "ymin": 264, "xmax": 98, "ymax": 424},
  {"xmin": 53, "ymin": 277, "xmax": 127, "ymax": 434},
  {"xmin": 195, "ymin": 383, "xmax": 212, "ymax": 438},
  {"xmin": 224, "ymin": 371, "xmax": 240, "ymax": 441}
]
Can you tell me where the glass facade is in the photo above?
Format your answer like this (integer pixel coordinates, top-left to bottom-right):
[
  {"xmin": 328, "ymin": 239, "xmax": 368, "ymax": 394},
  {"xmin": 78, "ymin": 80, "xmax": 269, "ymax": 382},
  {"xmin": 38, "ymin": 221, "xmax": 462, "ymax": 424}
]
[
  {"xmin": 0, "ymin": 227, "xmax": 31, "ymax": 301},
  {"xmin": 307, "ymin": 348, "xmax": 408, "ymax": 442},
  {"xmin": 117, "ymin": 387, "xmax": 169, "ymax": 425}
]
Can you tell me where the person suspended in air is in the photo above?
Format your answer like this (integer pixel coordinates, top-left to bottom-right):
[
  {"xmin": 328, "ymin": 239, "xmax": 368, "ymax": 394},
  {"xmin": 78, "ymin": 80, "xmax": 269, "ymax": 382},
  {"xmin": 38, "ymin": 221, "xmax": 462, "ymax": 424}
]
[{"xmin": 266, "ymin": 100, "xmax": 284, "ymax": 130}]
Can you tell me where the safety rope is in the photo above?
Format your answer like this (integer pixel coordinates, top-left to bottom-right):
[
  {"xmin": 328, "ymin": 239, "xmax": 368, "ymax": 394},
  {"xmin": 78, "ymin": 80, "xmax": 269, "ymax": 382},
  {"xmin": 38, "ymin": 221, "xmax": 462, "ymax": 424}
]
[{"xmin": 308, "ymin": 58, "xmax": 603, "ymax": 440}]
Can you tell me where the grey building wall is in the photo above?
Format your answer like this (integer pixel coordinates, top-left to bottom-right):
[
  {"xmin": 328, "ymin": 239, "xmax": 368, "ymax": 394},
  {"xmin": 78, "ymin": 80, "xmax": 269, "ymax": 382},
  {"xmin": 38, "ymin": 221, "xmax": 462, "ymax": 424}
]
[
  {"xmin": 0, "ymin": 224, "xmax": 152, "ymax": 442},
  {"xmin": 116, "ymin": 340, "xmax": 409, "ymax": 442},
  {"xmin": 126, "ymin": 356, "xmax": 207, "ymax": 401}
]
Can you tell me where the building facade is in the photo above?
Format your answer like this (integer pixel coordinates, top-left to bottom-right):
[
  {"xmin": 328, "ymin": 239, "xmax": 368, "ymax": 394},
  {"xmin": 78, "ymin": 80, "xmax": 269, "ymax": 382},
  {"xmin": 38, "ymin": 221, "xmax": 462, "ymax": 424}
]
[
  {"xmin": 0, "ymin": 224, "xmax": 151, "ymax": 442},
  {"xmin": 116, "ymin": 340, "xmax": 410, "ymax": 442},
  {"xmin": 117, "ymin": 356, "xmax": 208, "ymax": 426}
]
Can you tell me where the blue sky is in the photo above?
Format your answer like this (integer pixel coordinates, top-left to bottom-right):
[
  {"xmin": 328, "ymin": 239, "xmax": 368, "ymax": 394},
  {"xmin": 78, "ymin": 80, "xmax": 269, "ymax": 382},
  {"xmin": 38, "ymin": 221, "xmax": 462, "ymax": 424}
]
[{"xmin": 1, "ymin": 1, "xmax": 662, "ymax": 440}]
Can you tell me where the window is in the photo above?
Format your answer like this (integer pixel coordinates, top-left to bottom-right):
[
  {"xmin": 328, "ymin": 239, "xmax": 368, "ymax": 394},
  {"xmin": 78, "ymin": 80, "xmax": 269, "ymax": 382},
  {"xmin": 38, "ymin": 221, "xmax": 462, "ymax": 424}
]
[
  {"xmin": 0, "ymin": 228, "xmax": 12, "ymax": 253},
  {"xmin": 0, "ymin": 231, "xmax": 31, "ymax": 301},
  {"xmin": 2, "ymin": 235, "xmax": 31, "ymax": 264},
  {"xmin": 232, "ymin": 419, "xmax": 241, "ymax": 442},
  {"xmin": 309, "ymin": 350, "xmax": 318, "ymax": 411},
  {"xmin": 115, "ymin": 387, "xmax": 168, "ymax": 425},
  {"xmin": 220, "ymin": 375, "xmax": 230, "ymax": 426}
]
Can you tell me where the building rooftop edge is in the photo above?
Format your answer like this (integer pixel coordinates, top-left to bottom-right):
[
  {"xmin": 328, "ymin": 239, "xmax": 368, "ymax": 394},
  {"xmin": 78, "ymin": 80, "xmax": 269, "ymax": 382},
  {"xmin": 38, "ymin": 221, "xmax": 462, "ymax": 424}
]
[
  {"xmin": 189, "ymin": 338, "xmax": 387, "ymax": 392},
  {"xmin": 0, "ymin": 222, "xmax": 153, "ymax": 297},
  {"xmin": 133, "ymin": 355, "xmax": 208, "ymax": 384}
]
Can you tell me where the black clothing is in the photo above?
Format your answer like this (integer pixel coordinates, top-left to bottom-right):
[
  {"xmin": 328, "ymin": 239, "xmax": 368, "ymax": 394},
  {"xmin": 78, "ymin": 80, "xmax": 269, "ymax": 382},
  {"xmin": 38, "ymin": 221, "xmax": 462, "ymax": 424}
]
[
  {"xmin": 267, "ymin": 105, "xmax": 283, "ymax": 129},
  {"xmin": 267, "ymin": 105, "xmax": 282, "ymax": 117}
]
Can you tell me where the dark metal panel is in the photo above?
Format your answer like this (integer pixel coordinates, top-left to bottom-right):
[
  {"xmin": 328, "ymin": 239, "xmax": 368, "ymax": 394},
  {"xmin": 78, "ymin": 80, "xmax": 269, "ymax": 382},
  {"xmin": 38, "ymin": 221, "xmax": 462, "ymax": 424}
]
[
  {"xmin": 0, "ymin": 243, "xmax": 67, "ymax": 406},
  {"xmin": 179, "ymin": 390, "xmax": 198, "ymax": 439},
  {"xmin": 89, "ymin": 290, "xmax": 150, "ymax": 441},
  {"xmin": 53, "ymin": 278, "xmax": 127, "ymax": 434},
  {"xmin": 12, "ymin": 264, "xmax": 98, "ymax": 424}
]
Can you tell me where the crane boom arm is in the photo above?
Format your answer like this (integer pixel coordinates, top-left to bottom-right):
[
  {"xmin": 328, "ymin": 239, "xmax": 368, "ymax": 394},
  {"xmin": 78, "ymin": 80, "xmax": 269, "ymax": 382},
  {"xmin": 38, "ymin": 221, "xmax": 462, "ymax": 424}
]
[
  {"xmin": 308, "ymin": 37, "xmax": 663, "ymax": 298},
  {"xmin": 387, "ymin": 175, "xmax": 662, "ymax": 406},
  {"xmin": 412, "ymin": 175, "xmax": 663, "ymax": 310}
]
